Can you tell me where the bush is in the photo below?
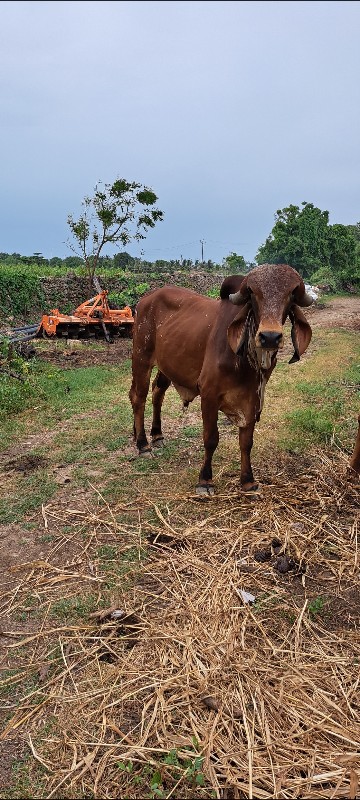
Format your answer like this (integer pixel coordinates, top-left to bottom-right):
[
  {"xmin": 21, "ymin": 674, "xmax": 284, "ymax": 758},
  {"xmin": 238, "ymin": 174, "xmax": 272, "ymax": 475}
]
[
  {"xmin": 309, "ymin": 265, "xmax": 340, "ymax": 292},
  {"xmin": 0, "ymin": 267, "xmax": 45, "ymax": 320},
  {"xmin": 108, "ymin": 282, "xmax": 150, "ymax": 309},
  {"xmin": 0, "ymin": 339, "xmax": 37, "ymax": 414}
]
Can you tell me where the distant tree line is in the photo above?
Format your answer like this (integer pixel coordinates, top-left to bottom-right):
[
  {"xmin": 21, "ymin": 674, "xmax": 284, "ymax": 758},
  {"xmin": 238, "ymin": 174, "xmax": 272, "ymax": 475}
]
[
  {"xmin": 1, "ymin": 200, "xmax": 359, "ymax": 291},
  {"xmin": 0, "ymin": 251, "xmax": 247, "ymax": 275}
]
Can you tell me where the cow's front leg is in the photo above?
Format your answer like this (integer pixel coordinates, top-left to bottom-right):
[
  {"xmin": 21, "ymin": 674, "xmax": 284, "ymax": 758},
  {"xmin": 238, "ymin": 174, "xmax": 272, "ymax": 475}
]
[
  {"xmin": 349, "ymin": 414, "xmax": 360, "ymax": 475},
  {"xmin": 129, "ymin": 363, "xmax": 152, "ymax": 455},
  {"xmin": 151, "ymin": 371, "xmax": 171, "ymax": 447},
  {"xmin": 239, "ymin": 421, "xmax": 258, "ymax": 491},
  {"xmin": 196, "ymin": 400, "xmax": 219, "ymax": 496}
]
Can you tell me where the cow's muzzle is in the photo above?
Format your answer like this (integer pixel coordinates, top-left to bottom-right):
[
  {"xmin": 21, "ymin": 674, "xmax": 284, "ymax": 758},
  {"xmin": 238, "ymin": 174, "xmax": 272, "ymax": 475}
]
[{"xmin": 258, "ymin": 330, "xmax": 283, "ymax": 349}]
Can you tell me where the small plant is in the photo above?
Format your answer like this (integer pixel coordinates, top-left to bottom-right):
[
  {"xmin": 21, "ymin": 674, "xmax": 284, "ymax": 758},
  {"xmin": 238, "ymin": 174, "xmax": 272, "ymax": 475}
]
[
  {"xmin": 253, "ymin": 592, "xmax": 279, "ymax": 613},
  {"xmin": 151, "ymin": 742, "xmax": 206, "ymax": 797},
  {"xmin": 114, "ymin": 742, "xmax": 207, "ymax": 798},
  {"xmin": 308, "ymin": 596, "xmax": 326, "ymax": 619},
  {"xmin": 0, "ymin": 338, "xmax": 37, "ymax": 415},
  {"xmin": 117, "ymin": 760, "xmax": 134, "ymax": 774}
]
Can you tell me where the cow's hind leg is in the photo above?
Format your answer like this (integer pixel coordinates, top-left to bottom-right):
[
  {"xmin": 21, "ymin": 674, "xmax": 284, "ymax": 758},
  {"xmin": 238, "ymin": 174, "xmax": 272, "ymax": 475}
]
[
  {"xmin": 239, "ymin": 421, "xmax": 259, "ymax": 491},
  {"xmin": 196, "ymin": 399, "xmax": 219, "ymax": 496},
  {"xmin": 129, "ymin": 364, "xmax": 153, "ymax": 455},
  {"xmin": 151, "ymin": 371, "xmax": 171, "ymax": 447}
]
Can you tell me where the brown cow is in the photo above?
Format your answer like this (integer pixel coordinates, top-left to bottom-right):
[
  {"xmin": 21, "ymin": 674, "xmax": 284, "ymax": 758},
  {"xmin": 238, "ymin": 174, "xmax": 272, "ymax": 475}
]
[
  {"xmin": 129, "ymin": 263, "xmax": 313, "ymax": 494},
  {"xmin": 349, "ymin": 415, "xmax": 360, "ymax": 474}
]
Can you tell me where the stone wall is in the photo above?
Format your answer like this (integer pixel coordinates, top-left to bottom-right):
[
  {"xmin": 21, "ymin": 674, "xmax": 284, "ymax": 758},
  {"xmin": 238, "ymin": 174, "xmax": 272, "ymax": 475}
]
[{"xmin": 41, "ymin": 271, "xmax": 226, "ymax": 310}]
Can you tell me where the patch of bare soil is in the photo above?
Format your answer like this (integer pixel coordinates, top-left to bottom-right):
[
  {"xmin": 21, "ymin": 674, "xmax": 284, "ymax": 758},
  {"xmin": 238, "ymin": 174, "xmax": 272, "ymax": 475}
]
[
  {"xmin": 35, "ymin": 338, "xmax": 132, "ymax": 368},
  {"xmin": 5, "ymin": 454, "xmax": 48, "ymax": 474},
  {"xmin": 305, "ymin": 295, "xmax": 360, "ymax": 330}
]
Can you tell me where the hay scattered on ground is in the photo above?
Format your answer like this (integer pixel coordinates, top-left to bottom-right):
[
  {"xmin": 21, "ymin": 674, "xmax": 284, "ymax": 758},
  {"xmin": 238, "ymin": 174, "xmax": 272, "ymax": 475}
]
[{"xmin": 1, "ymin": 450, "xmax": 359, "ymax": 799}]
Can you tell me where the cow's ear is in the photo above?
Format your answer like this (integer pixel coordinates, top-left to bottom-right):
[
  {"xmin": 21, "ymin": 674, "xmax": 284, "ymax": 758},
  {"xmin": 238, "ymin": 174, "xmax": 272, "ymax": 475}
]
[
  {"xmin": 227, "ymin": 303, "xmax": 252, "ymax": 354},
  {"xmin": 289, "ymin": 305, "xmax": 312, "ymax": 364}
]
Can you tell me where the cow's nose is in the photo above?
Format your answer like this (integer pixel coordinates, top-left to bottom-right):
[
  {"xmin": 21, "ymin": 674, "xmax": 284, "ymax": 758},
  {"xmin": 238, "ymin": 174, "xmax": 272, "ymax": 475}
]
[{"xmin": 259, "ymin": 331, "xmax": 282, "ymax": 348}]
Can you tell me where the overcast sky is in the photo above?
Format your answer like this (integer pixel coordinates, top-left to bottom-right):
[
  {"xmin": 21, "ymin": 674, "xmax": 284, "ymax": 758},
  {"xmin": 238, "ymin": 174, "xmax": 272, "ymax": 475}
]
[{"xmin": 1, "ymin": 0, "xmax": 360, "ymax": 264}]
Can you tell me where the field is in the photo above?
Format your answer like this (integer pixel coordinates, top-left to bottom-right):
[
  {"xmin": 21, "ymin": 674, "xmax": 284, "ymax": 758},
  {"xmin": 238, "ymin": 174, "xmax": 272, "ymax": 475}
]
[{"xmin": 0, "ymin": 296, "xmax": 359, "ymax": 799}]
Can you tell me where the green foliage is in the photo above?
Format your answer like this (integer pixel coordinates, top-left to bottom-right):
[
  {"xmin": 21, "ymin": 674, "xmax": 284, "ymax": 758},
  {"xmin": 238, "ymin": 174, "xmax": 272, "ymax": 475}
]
[
  {"xmin": 309, "ymin": 265, "xmax": 341, "ymax": 292},
  {"xmin": 256, "ymin": 202, "xmax": 360, "ymax": 288},
  {"xmin": 328, "ymin": 223, "xmax": 360, "ymax": 287},
  {"xmin": 67, "ymin": 177, "xmax": 163, "ymax": 287},
  {"xmin": 223, "ymin": 252, "xmax": 248, "ymax": 274},
  {"xmin": 113, "ymin": 251, "xmax": 135, "ymax": 269},
  {"xmin": 256, "ymin": 203, "xmax": 330, "ymax": 278},
  {"xmin": 308, "ymin": 596, "xmax": 326, "ymax": 619},
  {"xmin": 109, "ymin": 281, "xmax": 150, "ymax": 308},
  {"xmin": 0, "ymin": 339, "xmax": 37, "ymax": 415},
  {"xmin": 0, "ymin": 266, "xmax": 45, "ymax": 319},
  {"xmin": 206, "ymin": 287, "xmax": 219, "ymax": 298},
  {"xmin": 115, "ymin": 742, "xmax": 207, "ymax": 798}
]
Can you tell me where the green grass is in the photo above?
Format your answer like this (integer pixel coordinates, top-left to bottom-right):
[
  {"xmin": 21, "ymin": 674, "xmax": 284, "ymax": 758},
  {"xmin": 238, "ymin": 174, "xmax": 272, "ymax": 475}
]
[
  {"xmin": 0, "ymin": 357, "xmax": 135, "ymax": 525},
  {"xmin": 0, "ymin": 325, "xmax": 358, "ymax": 544},
  {"xmin": 0, "ymin": 469, "xmax": 58, "ymax": 524},
  {"xmin": 1, "ymin": 755, "xmax": 46, "ymax": 799},
  {"xmin": 98, "ymin": 544, "xmax": 144, "ymax": 590},
  {"xmin": 286, "ymin": 407, "xmax": 334, "ymax": 445},
  {"xmin": 50, "ymin": 594, "xmax": 98, "ymax": 621},
  {"xmin": 182, "ymin": 425, "xmax": 202, "ymax": 439},
  {"xmin": 272, "ymin": 332, "xmax": 360, "ymax": 453}
]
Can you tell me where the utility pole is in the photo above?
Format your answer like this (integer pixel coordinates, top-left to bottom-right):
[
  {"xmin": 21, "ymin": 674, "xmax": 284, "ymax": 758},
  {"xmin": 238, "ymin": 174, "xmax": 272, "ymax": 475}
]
[{"xmin": 200, "ymin": 239, "xmax": 205, "ymax": 262}]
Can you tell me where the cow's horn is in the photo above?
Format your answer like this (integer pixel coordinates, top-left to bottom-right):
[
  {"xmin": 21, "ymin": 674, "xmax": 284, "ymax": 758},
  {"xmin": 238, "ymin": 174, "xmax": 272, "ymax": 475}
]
[
  {"xmin": 229, "ymin": 289, "xmax": 247, "ymax": 305},
  {"xmin": 293, "ymin": 283, "xmax": 314, "ymax": 307}
]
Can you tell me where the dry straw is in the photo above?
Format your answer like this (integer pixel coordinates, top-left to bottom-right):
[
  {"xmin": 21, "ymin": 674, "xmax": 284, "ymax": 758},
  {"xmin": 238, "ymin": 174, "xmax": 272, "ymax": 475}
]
[{"xmin": 1, "ymin": 449, "xmax": 359, "ymax": 798}]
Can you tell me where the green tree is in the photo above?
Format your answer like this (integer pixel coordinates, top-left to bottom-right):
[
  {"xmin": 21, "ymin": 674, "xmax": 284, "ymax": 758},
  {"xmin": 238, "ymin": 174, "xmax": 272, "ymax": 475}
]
[
  {"xmin": 257, "ymin": 204, "xmax": 360, "ymax": 289},
  {"xmin": 224, "ymin": 252, "xmax": 248, "ymax": 274},
  {"xmin": 49, "ymin": 256, "xmax": 64, "ymax": 268},
  {"xmin": 67, "ymin": 178, "xmax": 163, "ymax": 291},
  {"xmin": 113, "ymin": 251, "xmax": 135, "ymax": 269},
  {"xmin": 63, "ymin": 255, "xmax": 83, "ymax": 271},
  {"xmin": 327, "ymin": 224, "xmax": 358, "ymax": 287},
  {"xmin": 256, "ymin": 203, "xmax": 330, "ymax": 279}
]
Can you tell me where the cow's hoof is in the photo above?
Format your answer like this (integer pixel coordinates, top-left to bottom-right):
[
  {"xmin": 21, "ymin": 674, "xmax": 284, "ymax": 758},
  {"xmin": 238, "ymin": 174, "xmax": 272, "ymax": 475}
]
[
  {"xmin": 241, "ymin": 482, "xmax": 261, "ymax": 495},
  {"xmin": 139, "ymin": 447, "xmax": 152, "ymax": 458},
  {"xmin": 195, "ymin": 483, "xmax": 215, "ymax": 497},
  {"xmin": 152, "ymin": 436, "xmax": 164, "ymax": 448}
]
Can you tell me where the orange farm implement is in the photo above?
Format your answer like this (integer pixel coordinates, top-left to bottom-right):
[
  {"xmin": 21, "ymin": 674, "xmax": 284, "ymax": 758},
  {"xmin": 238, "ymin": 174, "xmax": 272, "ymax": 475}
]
[{"xmin": 6, "ymin": 290, "xmax": 134, "ymax": 345}]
